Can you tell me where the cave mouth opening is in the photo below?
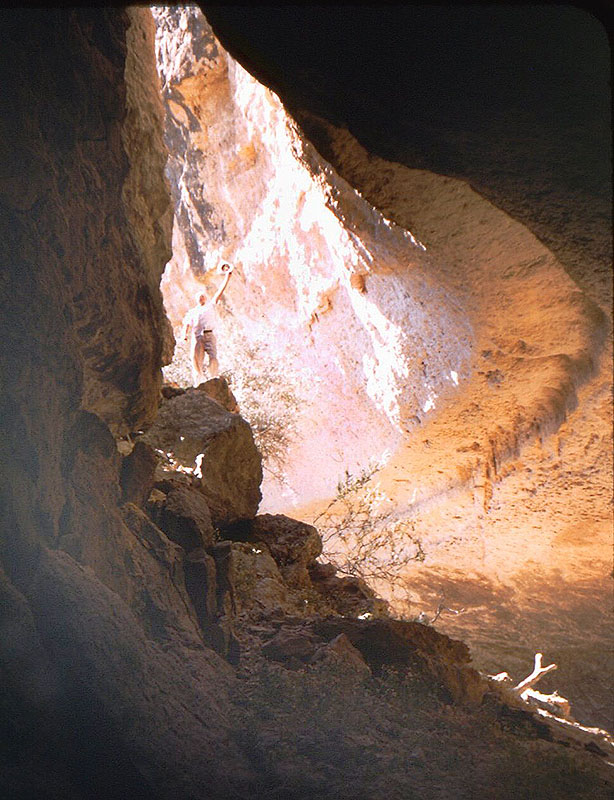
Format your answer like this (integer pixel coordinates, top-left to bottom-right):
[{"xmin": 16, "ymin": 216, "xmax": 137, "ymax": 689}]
[
  {"xmin": 143, "ymin": 11, "xmax": 614, "ymax": 733},
  {"xmin": 150, "ymin": 5, "xmax": 472, "ymax": 516}
]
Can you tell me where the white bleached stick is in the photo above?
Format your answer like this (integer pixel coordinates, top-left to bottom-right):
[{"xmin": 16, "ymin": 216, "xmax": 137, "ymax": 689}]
[{"xmin": 513, "ymin": 652, "xmax": 557, "ymax": 695}]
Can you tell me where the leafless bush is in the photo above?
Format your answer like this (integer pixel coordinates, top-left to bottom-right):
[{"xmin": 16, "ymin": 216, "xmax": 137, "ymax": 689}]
[
  {"xmin": 222, "ymin": 334, "xmax": 309, "ymax": 487},
  {"xmin": 313, "ymin": 464, "xmax": 425, "ymax": 614}
]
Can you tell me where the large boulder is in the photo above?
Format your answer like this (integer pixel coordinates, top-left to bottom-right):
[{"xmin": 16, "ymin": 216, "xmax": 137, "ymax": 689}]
[
  {"xmin": 227, "ymin": 541, "xmax": 289, "ymax": 614},
  {"xmin": 160, "ymin": 378, "xmax": 240, "ymax": 414},
  {"xmin": 247, "ymin": 514, "xmax": 322, "ymax": 586},
  {"xmin": 310, "ymin": 616, "xmax": 486, "ymax": 705},
  {"xmin": 197, "ymin": 378, "xmax": 240, "ymax": 414},
  {"xmin": 148, "ymin": 483, "xmax": 216, "ymax": 552},
  {"xmin": 261, "ymin": 625, "xmax": 323, "ymax": 668},
  {"xmin": 310, "ymin": 633, "xmax": 372, "ymax": 683},
  {"xmin": 140, "ymin": 387, "xmax": 262, "ymax": 525}
]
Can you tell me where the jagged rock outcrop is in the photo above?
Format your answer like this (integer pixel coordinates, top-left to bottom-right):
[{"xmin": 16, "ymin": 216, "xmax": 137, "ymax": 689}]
[
  {"xmin": 256, "ymin": 613, "xmax": 486, "ymax": 705},
  {"xmin": 148, "ymin": 482, "xmax": 216, "ymax": 551},
  {"xmin": 196, "ymin": 376, "xmax": 241, "ymax": 413},
  {"xmin": 247, "ymin": 514, "xmax": 322, "ymax": 584},
  {"xmin": 140, "ymin": 384, "xmax": 263, "ymax": 524},
  {"xmin": 308, "ymin": 561, "xmax": 390, "ymax": 618},
  {"xmin": 0, "ymin": 8, "xmax": 173, "ymax": 439},
  {"xmin": 0, "ymin": 9, "xmax": 249, "ymax": 797},
  {"xmin": 120, "ymin": 440, "xmax": 159, "ymax": 506}
]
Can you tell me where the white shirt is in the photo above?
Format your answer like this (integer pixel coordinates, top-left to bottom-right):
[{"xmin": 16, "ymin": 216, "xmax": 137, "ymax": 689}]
[{"xmin": 183, "ymin": 302, "xmax": 217, "ymax": 337}]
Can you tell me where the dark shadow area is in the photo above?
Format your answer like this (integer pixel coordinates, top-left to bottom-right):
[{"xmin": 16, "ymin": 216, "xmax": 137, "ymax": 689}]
[{"xmin": 204, "ymin": 4, "xmax": 611, "ymax": 303}]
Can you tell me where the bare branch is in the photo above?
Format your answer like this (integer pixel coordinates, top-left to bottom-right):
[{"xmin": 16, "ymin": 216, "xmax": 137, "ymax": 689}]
[
  {"xmin": 428, "ymin": 590, "xmax": 465, "ymax": 624},
  {"xmin": 513, "ymin": 653, "xmax": 557, "ymax": 695},
  {"xmin": 314, "ymin": 466, "xmax": 424, "ymax": 616},
  {"xmin": 522, "ymin": 688, "xmax": 572, "ymax": 720}
]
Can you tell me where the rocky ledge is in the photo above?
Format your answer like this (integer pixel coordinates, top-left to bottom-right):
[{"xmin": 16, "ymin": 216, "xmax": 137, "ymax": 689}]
[{"xmin": 112, "ymin": 378, "xmax": 614, "ymax": 797}]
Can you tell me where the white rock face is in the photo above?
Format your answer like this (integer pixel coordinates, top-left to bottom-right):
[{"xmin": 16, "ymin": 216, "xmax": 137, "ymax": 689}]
[{"xmin": 152, "ymin": 6, "xmax": 472, "ymax": 509}]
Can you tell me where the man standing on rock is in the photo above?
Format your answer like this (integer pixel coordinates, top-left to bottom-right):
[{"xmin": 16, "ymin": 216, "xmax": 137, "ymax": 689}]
[{"xmin": 182, "ymin": 263, "xmax": 233, "ymax": 385}]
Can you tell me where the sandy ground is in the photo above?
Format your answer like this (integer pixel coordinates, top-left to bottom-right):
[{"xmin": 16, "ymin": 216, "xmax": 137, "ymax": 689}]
[{"xmin": 287, "ymin": 128, "xmax": 613, "ymax": 731}]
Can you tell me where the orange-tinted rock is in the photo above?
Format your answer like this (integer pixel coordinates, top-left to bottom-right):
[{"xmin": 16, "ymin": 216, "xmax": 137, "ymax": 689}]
[
  {"xmin": 1, "ymin": 5, "xmax": 612, "ymax": 797},
  {"xmin": 196, "ymin": 377, "xmax": 240, "ymax": 414}
]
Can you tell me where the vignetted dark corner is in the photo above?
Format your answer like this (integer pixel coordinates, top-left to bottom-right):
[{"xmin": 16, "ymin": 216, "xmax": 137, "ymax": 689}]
[{"xmin": 0, "ymin": 5, "xmax": 611, "ymax": 799}]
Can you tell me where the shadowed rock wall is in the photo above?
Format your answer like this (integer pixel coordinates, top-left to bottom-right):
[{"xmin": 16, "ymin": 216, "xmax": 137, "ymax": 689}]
[
  {"xmin": 0, "ymin": 8, "xmax": 174, "ymax": 437},
  {"xmin": 0, "ymin": 9, "xmax": 248, "ymax": 798}
]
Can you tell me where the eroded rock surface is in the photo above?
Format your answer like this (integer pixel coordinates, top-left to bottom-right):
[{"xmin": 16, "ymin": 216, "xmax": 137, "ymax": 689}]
[
  {"xmin": 0, "ymin": 8, "xmax": 172, "ymax": 439},
  {"xmin": 152, "ymin": 5, "xmax": 474, "ymax": 509},
  {"xmin": 148, "ymin": 482, "xmax": 216, "ymax": 551},
  {"xmin": 120, "ymin": 440, "xmax": 159, "ymax": 506},
  {"xmin": 0, "ymin": 9, "xmax": 248, "ymax": 797},
  {"xmin": 140, "ymin": 384, "xmax": 262, "ymax": 524},
  {"xmin": 196, "ymin": 376, "xmax": 240, "ymax": 413}
]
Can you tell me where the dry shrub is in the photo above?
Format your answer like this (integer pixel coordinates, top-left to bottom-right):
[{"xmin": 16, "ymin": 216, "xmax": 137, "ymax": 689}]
[
  {"xmin": 221, "ymin": 334, "xmax": 310, "ymax": 486},
  {"xmin": 313, "ymin": 464, "xmax": 424, "ymax": 616}
]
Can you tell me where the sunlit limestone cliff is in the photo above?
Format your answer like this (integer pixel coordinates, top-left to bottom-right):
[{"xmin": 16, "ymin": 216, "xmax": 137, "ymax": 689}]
[
  {"xmin": 153, "ymin": 7, "xmax": 607, "ymax": 522},
  {"xmin": 153, "ymin": 6, "xmax": 475, "ymax": 509}
]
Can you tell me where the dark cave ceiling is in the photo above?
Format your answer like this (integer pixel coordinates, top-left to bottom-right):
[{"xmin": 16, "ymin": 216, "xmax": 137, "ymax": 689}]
[
  {"xmin": 202, "ymin": 5, "xmax": 608, "ymax": 143},
  {"xmin": 201, "ymin": 4, "xmax": 611, "ymax": 295}
]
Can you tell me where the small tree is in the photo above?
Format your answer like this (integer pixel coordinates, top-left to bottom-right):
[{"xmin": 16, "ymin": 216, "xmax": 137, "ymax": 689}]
[
  {"xmin": 313, "ymin": 463, "xmax": 425, "ymax": 615},
  {"xmin": 221, "ymin": 333, "xmax": 310, "ymax": 487}
]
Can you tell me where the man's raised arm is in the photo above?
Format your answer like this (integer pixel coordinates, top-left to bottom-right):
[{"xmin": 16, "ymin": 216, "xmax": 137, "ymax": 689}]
[{"xmin": 212, "ymin": 263, "xmax": 233, "ymax": 304}]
